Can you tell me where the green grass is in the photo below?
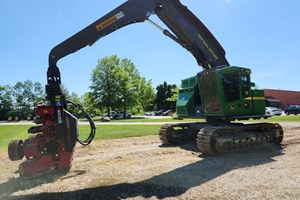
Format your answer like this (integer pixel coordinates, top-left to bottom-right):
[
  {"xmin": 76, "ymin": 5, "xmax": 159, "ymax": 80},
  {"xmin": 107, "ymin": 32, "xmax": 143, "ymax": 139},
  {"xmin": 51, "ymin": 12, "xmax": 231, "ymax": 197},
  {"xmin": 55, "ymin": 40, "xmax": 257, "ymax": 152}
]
[
  {"xmin": 237, "ymin": 115, "xmax": 300, "ymax": 122},
  {"xmin": 78, "ymin": 124, "xmax": 161, "ymax": 140},
  {"xmin": 0, "ymin": 125, "xmax": 32, "ymax": 151},
  {"xmin": 0, "ymin": 124, "xmax": 162, "ymax": 151},
  {"xmin": 1, "ymin": 114, "xmax": 299, "ymax": 151}
]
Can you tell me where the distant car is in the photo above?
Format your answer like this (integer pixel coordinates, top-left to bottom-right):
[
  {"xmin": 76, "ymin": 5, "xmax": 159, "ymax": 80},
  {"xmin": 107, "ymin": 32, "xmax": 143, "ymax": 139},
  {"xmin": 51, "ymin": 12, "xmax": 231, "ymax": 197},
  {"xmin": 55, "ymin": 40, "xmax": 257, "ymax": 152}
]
[
  {"xmin": 284, "ymin": 105, "xmax": 300, "ymax": 115},
  {"xmin": 119, "ymin": 111, "xmax": 132, "ymax": 119},
  {"xmin": 265, "ymin": 107, "xmax": 282, "ymax": 116},
  {"xmin": 155, "ymin": 110, "xmax": 164, "ymax": 116},
  {"xmin": 162, "ymin": 110, "xmax": 174, "ymax": 116},
  {"xmin": 105, "ymin": 111, "xmax": 131, "ymax": 119},
  {"xmin": 145, "ymin": 111, "xmax": 155, "ymax": 116}
]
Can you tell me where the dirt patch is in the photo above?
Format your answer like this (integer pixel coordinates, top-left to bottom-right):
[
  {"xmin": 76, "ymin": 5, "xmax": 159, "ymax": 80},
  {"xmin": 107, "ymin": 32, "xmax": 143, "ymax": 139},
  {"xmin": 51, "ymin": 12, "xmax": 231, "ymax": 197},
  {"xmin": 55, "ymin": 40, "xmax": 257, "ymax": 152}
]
[{"xmin": 0, "ymin": 125, "xmax": 300, "ymax": 200}]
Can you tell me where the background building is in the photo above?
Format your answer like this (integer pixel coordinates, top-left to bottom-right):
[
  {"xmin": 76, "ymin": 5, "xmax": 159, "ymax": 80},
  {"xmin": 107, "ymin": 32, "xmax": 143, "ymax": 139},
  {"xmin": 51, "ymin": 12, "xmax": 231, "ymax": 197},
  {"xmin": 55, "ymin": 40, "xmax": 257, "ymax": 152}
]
[{"xmin": 264, "ymin": 89, "xmax": 300, "ymax": 108}]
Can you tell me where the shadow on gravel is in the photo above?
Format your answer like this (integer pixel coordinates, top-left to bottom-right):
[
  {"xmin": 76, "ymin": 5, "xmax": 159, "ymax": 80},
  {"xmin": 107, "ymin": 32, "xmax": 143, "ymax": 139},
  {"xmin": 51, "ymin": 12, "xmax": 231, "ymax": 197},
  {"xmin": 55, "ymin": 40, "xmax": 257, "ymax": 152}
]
[
  {"xmin": 0, "ymin": 170, "xmax": 86, "ymax": 200},
  {"xmin": 4, "ymin": 144, "xmax": 284, "ymax": 200}
]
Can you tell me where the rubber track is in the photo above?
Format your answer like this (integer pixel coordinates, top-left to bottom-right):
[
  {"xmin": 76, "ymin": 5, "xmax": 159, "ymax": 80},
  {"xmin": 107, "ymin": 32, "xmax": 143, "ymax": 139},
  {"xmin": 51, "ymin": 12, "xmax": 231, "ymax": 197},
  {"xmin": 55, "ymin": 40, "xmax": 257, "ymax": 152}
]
[
  {"xmin": 159, "ymin": 122, "xmax": 284, "ymax": 155},
  {"xmin": 159, "ymin": 123, "xmax": 197, "ymax": 145},
  {"xmin": 197, "ymin": 123, "xmax": 284, "ymax": 155},
  {"xmin": 159, "ymin": 124, "xmax": 172, "ymax": 145}
]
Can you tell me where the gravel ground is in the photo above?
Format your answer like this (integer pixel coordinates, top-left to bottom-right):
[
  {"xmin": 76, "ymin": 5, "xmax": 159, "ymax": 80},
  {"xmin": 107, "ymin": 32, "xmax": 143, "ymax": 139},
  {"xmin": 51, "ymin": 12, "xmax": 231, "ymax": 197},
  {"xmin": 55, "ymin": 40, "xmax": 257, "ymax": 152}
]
[{"xmin": 0, "ymin": 124, "xmax": 299, "ymax": 200}]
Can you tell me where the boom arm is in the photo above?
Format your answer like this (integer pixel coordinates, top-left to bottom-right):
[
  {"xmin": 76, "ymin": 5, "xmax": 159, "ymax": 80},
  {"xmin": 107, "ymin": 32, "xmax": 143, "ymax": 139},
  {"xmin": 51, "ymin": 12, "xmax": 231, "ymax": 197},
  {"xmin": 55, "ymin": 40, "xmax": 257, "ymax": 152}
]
[
  {"xmin": 154, "ymin": 0, "xmax": 229, "ymax": 69},
  {"xmin": 47, "ymin": 0, "xmax": 229, "ymax": 88},
  {"xmin": 7, "ymin": 0, "xmax": 232, "ymax": 177}
]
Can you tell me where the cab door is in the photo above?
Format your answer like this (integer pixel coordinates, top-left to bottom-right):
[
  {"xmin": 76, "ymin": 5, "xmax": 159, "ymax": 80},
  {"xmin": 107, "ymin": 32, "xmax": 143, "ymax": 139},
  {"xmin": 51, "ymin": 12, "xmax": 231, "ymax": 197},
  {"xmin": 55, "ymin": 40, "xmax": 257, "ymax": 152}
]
[
  {"xmin": 220, "ymin": 71, "xmax": 252, "ymax": 116},
  {"xmin": 240, "ymin": 74, "xmax": 253, "ymax": 115}
]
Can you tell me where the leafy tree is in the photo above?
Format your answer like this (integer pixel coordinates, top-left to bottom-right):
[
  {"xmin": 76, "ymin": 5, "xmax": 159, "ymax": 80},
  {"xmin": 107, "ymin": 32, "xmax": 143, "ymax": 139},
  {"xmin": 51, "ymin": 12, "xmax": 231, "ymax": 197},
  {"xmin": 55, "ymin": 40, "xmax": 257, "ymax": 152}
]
[
  {"xmin": 13, "ymin": 81, "xmax": 26, "ymax": 109},
  {"xmin": 0, "ymin": 81, "xmax": 44, "ymax": 120},
  {"xmin": 33, "ymin": 82, "xmax": 44, "ymax": 102},
  {"xmin": 82, "ymin": 92, "xmax": 101, "ymax": 117},
  {"xmin": 115, "ymin": 58, "xmax": 154, "ymax": 117},
  {"xmin": 90, "ymin": 55, "xmax": 120, "ymax": 117},
  {"xmin": 114, "ymin": 59, "xmax": 136, "ymax": 116},
  {"xmin": 0, "ymin": 85, "xmax": 13, "ymax": 120},
  {"xmin": 66, "ymin": 92, "xmax": 82, "ymax": 117},
  {"xmin": 155, "ymin": 82, "xmax": 178, "ymax": 111},
  {"xmin": 166, "ymin": 85, "xmax": 179, "ymax": 111},
  {"xmin": 136, "ymin": 77, "xmax": 155, "ymax": 113},
  {"xmin": 90, "ymin": 55, "xmax": 155, "ymax": 117},
  {"xmin": 12, "ymin": 80, "xmax": 44, "ymax": 117}
]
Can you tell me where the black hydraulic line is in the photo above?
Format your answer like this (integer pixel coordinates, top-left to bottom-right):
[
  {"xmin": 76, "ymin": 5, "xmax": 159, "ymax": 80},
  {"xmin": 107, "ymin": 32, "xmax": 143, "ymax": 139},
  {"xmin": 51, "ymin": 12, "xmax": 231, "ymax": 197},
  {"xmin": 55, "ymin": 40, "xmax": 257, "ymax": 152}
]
[{"xmin": 66, "ymin": 99, "xmax": 96, "ymax": 146}]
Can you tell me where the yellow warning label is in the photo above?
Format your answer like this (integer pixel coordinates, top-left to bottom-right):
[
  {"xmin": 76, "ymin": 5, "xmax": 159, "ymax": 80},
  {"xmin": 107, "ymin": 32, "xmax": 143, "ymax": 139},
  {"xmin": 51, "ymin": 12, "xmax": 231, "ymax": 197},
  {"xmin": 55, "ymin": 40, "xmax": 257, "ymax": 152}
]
[
  {"xmin": 243, "ymin": 97, "xmax": 265, "ymax": 101},
  {"xmin": 55, "ymin": 95, "xmax": 61, "ymax": 101},
  {"xmin": 96, "ymin": 11, "xmax": 125, "ymax": 31}
]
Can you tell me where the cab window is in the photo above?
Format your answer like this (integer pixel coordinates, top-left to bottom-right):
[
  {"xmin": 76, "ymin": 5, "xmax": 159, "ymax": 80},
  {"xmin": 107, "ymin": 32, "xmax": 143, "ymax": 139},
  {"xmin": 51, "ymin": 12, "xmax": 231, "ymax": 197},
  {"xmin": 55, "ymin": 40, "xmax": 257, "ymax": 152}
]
[
  {"xmin": 241, "ymin": 75, "xmax": 250, "ymax": 98},
  {"xmin": 221, "ymin": 72, "xmax": 240, "ymax": 103}
]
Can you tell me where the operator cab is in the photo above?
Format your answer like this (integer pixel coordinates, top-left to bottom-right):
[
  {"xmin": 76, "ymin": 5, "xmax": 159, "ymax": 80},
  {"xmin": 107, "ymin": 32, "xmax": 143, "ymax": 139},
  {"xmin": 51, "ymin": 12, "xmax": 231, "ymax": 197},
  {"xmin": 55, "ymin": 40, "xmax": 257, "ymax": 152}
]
[
  {"xmin": 199, "ymin": 66, "xmax": 265, "ymax": 119},
  {"xmin": 177, "ymin": 66, "xmax": 266, "ymax": 121}
]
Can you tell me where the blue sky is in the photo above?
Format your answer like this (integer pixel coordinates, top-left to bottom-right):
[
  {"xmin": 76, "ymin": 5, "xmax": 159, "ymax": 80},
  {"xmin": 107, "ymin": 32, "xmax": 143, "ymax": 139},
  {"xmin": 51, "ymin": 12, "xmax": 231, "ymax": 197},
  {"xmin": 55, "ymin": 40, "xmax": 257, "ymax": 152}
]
[{"xmin": 1, "ymin": 0, "xmax": 299, "ymax": 96}]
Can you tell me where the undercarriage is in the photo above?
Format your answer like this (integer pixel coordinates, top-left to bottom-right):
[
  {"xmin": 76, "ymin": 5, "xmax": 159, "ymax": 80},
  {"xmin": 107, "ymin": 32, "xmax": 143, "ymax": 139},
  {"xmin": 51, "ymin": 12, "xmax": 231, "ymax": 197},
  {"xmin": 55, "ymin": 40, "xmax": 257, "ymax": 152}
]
[{"xmin": 159, "ymin": 121, "xmax": 284, "ymax": 155}]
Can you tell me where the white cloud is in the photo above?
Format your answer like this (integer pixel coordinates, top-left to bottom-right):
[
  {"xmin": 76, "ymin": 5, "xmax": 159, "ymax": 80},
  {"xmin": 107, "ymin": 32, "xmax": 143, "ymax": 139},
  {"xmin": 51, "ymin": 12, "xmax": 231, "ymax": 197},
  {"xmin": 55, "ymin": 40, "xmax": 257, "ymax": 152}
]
[{"xmin": 225, "ymin": 0, "xmax": 232, "ymax": 3}]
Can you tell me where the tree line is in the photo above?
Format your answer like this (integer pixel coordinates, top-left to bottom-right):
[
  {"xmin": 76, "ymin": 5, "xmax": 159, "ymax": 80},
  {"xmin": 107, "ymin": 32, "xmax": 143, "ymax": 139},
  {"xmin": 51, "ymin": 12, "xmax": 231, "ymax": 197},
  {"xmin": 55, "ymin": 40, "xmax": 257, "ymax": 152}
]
[
  {"xmin": 0, "ymin": 81, "xmax": 44, "ymax": 120},
  {"xmin": 0, "ymin": 55, "xmax": 178, "ymax": 120}
]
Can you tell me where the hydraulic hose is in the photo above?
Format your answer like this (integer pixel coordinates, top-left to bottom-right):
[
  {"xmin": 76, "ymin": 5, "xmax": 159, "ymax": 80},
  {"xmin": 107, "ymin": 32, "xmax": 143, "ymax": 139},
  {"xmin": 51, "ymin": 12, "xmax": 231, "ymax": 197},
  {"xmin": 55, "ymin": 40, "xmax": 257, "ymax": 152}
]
[{"xmin": 66, "ymin": 99, "xmax": 96, "ymax": 145}]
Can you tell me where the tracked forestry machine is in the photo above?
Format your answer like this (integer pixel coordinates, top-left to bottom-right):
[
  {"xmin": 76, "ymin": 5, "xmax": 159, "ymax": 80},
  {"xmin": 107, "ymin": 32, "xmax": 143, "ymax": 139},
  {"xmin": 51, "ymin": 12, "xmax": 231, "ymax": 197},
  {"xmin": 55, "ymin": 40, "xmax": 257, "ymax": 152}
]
[{"xmin": 8, "ymin": 0, "xmax": 283, "ymax": 177}]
